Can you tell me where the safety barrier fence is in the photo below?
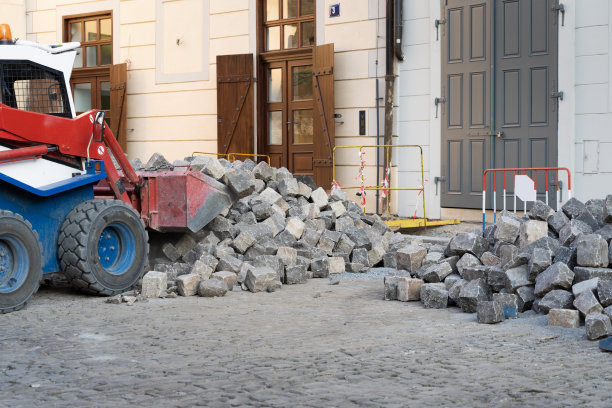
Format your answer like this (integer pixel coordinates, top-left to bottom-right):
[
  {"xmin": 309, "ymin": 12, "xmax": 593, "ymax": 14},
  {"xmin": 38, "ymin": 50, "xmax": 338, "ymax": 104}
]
[
  {"xmin": 332, "ymin": 144, "xmax": 426, "ymax": 222},
  {"xmin": 192, "ymin": 152, "xmax": 271, "ymax": 165},
  {"xmin": 482, "ymin": 167, "xmax": 572, "ymax": 231}
]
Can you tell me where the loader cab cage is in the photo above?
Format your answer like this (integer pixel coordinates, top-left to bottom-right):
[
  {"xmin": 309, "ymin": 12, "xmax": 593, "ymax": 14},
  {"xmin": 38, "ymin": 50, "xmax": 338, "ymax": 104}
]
[{"xmin": 0, "ymin": 60, "xmax": 71, "ymax": 118}]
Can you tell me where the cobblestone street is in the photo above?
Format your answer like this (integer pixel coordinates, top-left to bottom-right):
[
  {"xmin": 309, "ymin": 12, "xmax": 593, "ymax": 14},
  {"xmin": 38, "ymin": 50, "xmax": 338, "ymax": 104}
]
[{"xmin": 1, "ymin": 278, "xmax": 610, "ymax": 407}]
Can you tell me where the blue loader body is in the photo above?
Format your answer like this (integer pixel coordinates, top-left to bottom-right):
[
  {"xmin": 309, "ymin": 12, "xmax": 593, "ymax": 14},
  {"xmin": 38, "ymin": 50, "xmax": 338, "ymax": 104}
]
[{"xmin": 0, "ymin": 161, "xmax": 106, "ymax": 274}]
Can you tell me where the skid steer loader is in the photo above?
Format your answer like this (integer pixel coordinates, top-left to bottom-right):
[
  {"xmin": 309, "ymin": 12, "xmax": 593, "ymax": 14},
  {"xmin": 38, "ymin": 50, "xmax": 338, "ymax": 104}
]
[{"xmin": 0, "ymin": 24, "xmax": 232, "ymax": 312}]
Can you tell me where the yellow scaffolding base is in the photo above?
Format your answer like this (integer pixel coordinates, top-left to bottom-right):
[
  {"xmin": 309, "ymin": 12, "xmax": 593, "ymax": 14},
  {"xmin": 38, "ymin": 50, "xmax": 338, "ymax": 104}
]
[{"xmin": 385, "ymin": 218, "xmax": 461, "ymax": 230}]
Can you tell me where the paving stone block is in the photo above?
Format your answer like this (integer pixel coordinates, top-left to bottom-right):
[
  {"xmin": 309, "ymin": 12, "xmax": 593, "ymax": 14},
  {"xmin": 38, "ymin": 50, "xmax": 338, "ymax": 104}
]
[
  {"xmin": 548, "ymin": 309, "xmax": 580, "ymax": 328},
  {"xmin": 538, "ymin": 290, "xmax": 574, "ymax": 314},
  {"xmin": 228, "ymin": 171, "xmax": 256, "ymax": 198},
  {"xmin": 191, "ymin": 260, "xmax": 214, "ymax": 280},
  {"xmin": 562, "ymin": 197, "xmax": 587, "ymax": 219},
  {"xmin": 457, "ymin": 253, "xmax": 482, "ymax": 277},
  {"xmin": 477, "ymin": 301, "xmax": 505, "ymax": 324},
  {"xmin": 573, "ymin": 267, "xmax": 612, "ymax": 283},
  {"xmin": 285, "ymin": 265, "xmax": 308, "ymax": 284},
  {"xmin": 548, "ymin": 211, "xmax": 570, "ymax": 234},
  {"xmin": 201, "ymin": 158, "xmax": 226, "ymax": 180},
  {"xmin": 297, "ymin": 182, "xmax": 312, "ymax": 199},
  {"xmin": 486, "ymin": 266, "xmax": 507, "ymax": 292},
  {"xmin": 176, "ymin": 274, "xmax": 201, "ymax": 296},
  {"xmin": 516, "ymin": 286, "xmax": 535, "ymax": 312},
  {"xmin": 384, "ymin": 276, "xmax": 399, "ymax": 300},
  {"xmin": 576, "ymin": 234, "xmax": 609, "ymax": 268},
  {"xmin": 458, "ymin": 278, "xmax": 491, "ymax": 313},
  {"xmin": 211, "ymin": 271, "xmax": 238, "ymax": 290},
  {"xmin": 311, "ymin": 187, "xmax": 329, "ymax": 209},
  {"xmin": 252, "ymin": 161, "xmax": 275, "ymax": 182},
  {"xmin": 518, "ymin": 220, "xmax": 548, "ymax": 248},
  {"xmin": 326, "ymin": 257, "xmax": 346, "ymax": 274},
  {"xmin": 492, "ymin": 293, "xmax": 520, "ymax": 319},
  {"xmin": 245, "ymin": 267, "xmax": 278, "ymax": 293},
  {"xmin": 419, "ymin": 262, "xmax": 453, "ymax": 283},
  {"xmin": 420, "ymin": 284, "xmax": 449, "ymax": 309},
  {"xmin": 574, "ymin": 290, "xmax": 603, "ymax": 316},
  {"xmin": 396, "ymin": 245, "xmax": 427, "ymax": 272},
  {"xmin": 217, "ymin": 255, "xmax": 243, "ymax": 274},
  {"xmin": 494, "ymin": 214, "xmax": 521, "ymax": 243},
  {"xmin": 447, "ymin": 231, "xmax": 489, "ymax": 258},
  {"xmin": 505, "ymin": 265, "xmax": 531, "ymax": 292},
  {"xmin": 141, "ymin": 271, "xmax": 168, "ymax": 298},
  {"xmin": 559, "ymin": 219, "xmax": 592, "ymax": 247},
  {"xmin": 585, "ymin": 313, "xmax": 612, "ymax": 340},
  {"xmin": 572, "ymin": 278, "xmax": 599, "ymax": 298},
  {"xmin": 285, "ymin": 217, "xmax": 306, "ymax": 239},
  {"xmin": 232, "ymin": 230, "xmax": 256, "ymax": 254},
  {"xmin": 397, "ymin": 278, "xmax": 424, "ymax": 301},
  {"xmin": 461, "ymin": 265, "xmax": 488, "ymax": 282},
  {"xmin": 162, "ymin": 242, "xmax": 181, "ymax": 262},
  {"xmin": 480, "ymin": 251, "xmax": 501, "ymax": 266},
  {"xmin": 534, "ymin": 262, "xmax": 575, "ymax": 297},
  {"xmin": 529, "ymin": 200, "xmax": 555, "ymax": 221}
]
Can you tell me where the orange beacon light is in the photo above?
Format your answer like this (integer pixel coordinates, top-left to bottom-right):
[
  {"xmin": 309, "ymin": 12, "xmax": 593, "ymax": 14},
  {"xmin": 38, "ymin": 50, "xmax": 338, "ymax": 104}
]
[{"xmin": 0, "ymin": 24, "xmax": 13, "ymax": 43}]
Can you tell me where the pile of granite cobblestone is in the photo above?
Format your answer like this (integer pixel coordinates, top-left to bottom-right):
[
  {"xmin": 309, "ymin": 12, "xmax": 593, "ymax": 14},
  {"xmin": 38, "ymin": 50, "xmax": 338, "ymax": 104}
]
[
  {"xmin": 384, "ymin": 196, "xmax": 612, "ymax": 342},
  {"xmin": 108, "ymin": 152, "xmax": 398, "ymax": 304}
]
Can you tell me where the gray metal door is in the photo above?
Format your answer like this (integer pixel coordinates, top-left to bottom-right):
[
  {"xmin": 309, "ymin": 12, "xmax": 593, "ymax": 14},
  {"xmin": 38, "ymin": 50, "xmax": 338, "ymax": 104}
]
[
  {"xmin": 441, "ymin": 0, "xmax": 559, "ymax": 209},
  {"xmin": 441, "ymin": 0, "xmax": 492, "ymax": 208},
  {"xmin": 494, "ymin": 0, "xmax": 559, "ymax": 207}
]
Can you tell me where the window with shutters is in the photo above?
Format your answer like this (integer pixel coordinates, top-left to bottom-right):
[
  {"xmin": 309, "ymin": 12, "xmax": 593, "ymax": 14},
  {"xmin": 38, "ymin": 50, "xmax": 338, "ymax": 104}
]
[{"xmin": 63, "ymin": 12, "xmax": 112, "ymax": 127}]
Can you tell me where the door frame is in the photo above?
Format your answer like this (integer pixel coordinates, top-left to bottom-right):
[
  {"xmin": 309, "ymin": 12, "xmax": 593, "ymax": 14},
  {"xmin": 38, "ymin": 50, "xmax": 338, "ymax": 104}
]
[{"xmin": 440, "ymin": 0, "xmax": 559, "ymax": 210}]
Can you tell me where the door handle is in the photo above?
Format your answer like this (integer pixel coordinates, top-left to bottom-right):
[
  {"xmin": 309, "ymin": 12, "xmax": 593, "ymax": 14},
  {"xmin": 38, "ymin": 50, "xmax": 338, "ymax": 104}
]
[{"xmin": 494, "ymin": 131, "xmax": 504, "ymax": 139}]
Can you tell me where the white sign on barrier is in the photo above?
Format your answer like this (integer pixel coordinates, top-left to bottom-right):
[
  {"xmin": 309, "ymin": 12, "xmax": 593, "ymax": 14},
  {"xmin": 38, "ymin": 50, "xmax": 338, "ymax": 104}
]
[{"xmin": 515, "ymin": 174, "xmax": 536, "ymax": 202}]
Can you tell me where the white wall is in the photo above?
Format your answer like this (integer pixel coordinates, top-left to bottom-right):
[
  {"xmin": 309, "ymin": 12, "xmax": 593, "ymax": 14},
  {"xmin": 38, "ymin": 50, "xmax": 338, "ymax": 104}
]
[
  {"xmin": 572, "ymin": 0, "xmax": 612, "ymax": 202},
  {"xmin": 397, "ymin": 0, "xmax": 440, "ymax": 219}
]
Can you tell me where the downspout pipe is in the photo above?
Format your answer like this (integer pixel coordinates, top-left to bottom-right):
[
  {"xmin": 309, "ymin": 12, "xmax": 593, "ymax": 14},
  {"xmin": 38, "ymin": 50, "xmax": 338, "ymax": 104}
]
[{"xmin": 383, "ymin": 0, "xmax": 395, "ymax": 212}]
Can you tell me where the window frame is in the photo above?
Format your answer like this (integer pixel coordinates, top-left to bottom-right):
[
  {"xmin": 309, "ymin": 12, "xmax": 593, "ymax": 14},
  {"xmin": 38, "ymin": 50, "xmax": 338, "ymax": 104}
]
[
  {"xmin": 63, "ymin": 11, "xmax": 113, "ymax": 69},
  {"xmin": 262, "ymin": 0, "xmax": 315, "ymax": 53}
]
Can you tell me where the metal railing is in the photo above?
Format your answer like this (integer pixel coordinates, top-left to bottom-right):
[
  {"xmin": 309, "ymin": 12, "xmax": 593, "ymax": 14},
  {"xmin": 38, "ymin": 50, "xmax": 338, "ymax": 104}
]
[
  {"xmin": 482, "ymin": 167, "xmax": 572, "ymax": 230},
  {"xmin": 227, "ymin": 153, "xmax": 271, "ymax": 165},
  {"xmin": 332, "ymin": 144, "xmax": 426, "ymax": 222},
  {"xmin": 192, "ymin": 152, "xmax": 271, "ymax": 165}
]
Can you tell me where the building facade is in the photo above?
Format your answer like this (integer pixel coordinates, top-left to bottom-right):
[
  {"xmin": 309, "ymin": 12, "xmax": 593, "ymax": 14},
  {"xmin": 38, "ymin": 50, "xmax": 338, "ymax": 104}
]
[{"xmin": 1, "ymin": 0, "xmax": 610, "ymax": 220}]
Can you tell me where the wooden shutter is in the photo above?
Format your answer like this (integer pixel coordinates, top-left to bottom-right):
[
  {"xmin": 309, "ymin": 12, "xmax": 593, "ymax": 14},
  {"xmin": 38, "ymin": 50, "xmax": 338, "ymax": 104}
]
[
  {"xmin": 110, "ymin": 63, "xmax": 127, "ymax": 152},
  {"xmin": 312, "ymin": 44, "xmax": 335, "ymax": 189},
  {"xmin": 217, "ymin": 54, "xmax": 254, "ymax": 155}
]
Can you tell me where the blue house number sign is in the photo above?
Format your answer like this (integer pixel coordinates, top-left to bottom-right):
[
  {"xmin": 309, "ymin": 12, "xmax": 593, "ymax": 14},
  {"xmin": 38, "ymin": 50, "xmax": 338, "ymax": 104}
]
[{"xmin": 330, "ymin": 4, "xmax": 340, "ymax": 18}]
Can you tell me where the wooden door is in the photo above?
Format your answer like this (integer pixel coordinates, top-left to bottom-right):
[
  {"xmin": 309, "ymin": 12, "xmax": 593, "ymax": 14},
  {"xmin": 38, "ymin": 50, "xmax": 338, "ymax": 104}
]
[
  {"xmin": 312, "ymin": 44, "xmax": 334, "ymax": 188},
  {"xmin": 263, "ymin": 58, "xmax": 315, "ymax": 176},
  {"xmin": 110, "ymin": 63, "xmax": 127, "ymax": 152},
  {"xmin": 217, "ymin": 54, "xmax": 254, "ymax": 155},
  {"xmin": 264, "ymin": 61, "xmax": 285, "ymax": 168}
]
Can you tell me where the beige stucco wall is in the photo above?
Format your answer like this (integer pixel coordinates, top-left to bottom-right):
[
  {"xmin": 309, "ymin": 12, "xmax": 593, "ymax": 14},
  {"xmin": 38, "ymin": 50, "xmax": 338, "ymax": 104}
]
[
  {"xmin": 23, "ymin": 0, "xmax": 397, "ymax": 214},
  {"xmin": 25, "ymin": 0, "xmax": 250, "ymax": 164},
  {"xmin": 0, "ymin": 0, "xmax": 26, "ymax": 39}
]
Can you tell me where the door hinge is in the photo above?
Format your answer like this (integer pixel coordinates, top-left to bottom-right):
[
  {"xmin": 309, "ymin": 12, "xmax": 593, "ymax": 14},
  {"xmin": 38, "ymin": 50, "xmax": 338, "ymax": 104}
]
[
  {"xmin": 551, "ymin": 91, "xmax": 564, "ymax": 101},
  {"xmin": 435, "ymin": 97, "xmax": 446, "ymax": 118},
  {"xmin": 552, "ymin": 3, "xmax": 565, "ymax": 26},
  {"xmin": 435, "ymin": 19, "xmax": 447, "ymax": 41},
  {"xmin": 434, "ymin": 176, "xmax": 446, "ymax": 195}
]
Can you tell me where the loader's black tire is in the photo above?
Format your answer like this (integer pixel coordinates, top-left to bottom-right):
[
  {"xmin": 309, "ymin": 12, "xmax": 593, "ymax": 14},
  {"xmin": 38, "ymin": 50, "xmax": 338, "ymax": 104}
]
[
  {"xmin": 0, "ymin": 211, "xmax": 43, "ymax": 314},
  {"xmin": 58, "ymin": 199, "xmax": 149, "ymax": 295}
]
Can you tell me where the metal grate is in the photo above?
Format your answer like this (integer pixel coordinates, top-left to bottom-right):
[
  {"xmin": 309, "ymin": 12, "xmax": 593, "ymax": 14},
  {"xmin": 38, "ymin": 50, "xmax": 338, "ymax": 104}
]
[{"xmin": 0, "ymin": 60, "xmax": 71, "ymax": 117}]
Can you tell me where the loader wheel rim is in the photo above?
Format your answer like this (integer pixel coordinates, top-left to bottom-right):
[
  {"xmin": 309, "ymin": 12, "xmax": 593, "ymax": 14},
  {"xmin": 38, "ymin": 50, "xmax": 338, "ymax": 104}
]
[
  {"xmin": 0, "ymin": 236, "xmax": 29, "ymax": 294},
  {"xmin": 97, "ymin": 223, "xmax": 136, "ymax": 275}
]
